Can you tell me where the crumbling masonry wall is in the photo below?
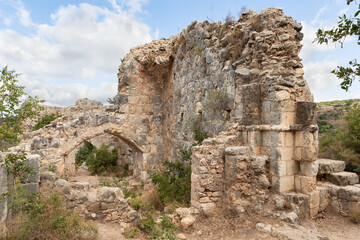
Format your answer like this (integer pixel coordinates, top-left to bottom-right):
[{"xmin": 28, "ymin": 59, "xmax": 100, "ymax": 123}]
[{"xmin": 116, "ymin": 8, "xmax": 320, "ymax": 216}]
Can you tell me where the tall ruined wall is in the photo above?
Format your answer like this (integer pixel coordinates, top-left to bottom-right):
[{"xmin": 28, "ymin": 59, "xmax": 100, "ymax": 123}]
[{"xmin": 117, "ymin": 7, "xmax": 316, "ymax": 173}]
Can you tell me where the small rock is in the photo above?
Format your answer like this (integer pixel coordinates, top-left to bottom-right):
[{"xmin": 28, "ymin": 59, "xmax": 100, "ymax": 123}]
[
  {"xmin": 181, "ymin": 216, "xmax": 196, "ymax": 229},
  {"xmin": 280, "ymin": 211, "xmax": 298, "ymax": 223},
  {"xmin": 274, "ymin": 196, "xmax": 285, "ymax": 210},
  {"xmin": 197, "ymin": 230, "xmax": 203, "ymax": 235},
  {"xmin": 256, "ymin": 222, "xmax": 272, "ymax": 233},
  {"xmin": 177, "ymin": 233, "xmax": 187, "ymax": 240}
]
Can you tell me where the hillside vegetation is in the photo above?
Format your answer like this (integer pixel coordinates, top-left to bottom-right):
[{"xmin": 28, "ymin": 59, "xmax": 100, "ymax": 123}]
[{"xmin": 316, "ymin": 98, "xmax": 360, "ymax": 173}]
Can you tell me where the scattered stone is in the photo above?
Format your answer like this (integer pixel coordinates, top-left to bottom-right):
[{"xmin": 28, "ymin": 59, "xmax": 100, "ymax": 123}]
[{"xmin": 280, "ymin": 211, "xmax": 298, "ymax": 223}]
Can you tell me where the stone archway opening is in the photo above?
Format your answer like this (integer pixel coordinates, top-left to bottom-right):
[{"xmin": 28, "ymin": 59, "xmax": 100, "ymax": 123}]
[{"xmin": 61, "ymin": 124, "xmax": 144, "ymax": 178}]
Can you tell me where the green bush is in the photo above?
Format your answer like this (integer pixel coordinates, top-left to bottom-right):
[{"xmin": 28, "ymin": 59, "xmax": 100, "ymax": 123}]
[
  {"xmin": 2, "ymin": 193, "xmax": 97, "ymax": 240},
  {"xmin": 148, "ymin": 149, "xmax": 191, "ymax": 206},
  {"xmin": 319, "ymin": 104, "xmax": 360, "ymax": 173},
  {"xmin": 86, "ymin": 144, "xmax": 118, "ymax": 175},
  {"xmin": 203, "ymin": 90, "xmax": 231, "ymax": 112},
  {"xmin": 75, "ymin": 141, "xmax": 95, "ymax": 167},
  {"xmin": 33, "ymin": 113, "xmax": 61, "ymax": 131},
  {"xmin": 124, "ymin": 227, "xmax": 140, "ymax": 238},
  {"xmin": 75, "ymin": 142, "xmax": 118, "ymax": 175}
]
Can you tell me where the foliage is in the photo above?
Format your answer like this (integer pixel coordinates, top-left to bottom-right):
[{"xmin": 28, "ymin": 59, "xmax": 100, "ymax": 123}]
[
  {"xmin": 314, "ymin": 0, "xmax": 360, "ymax": 91},
  {"xmin": 148, "ymin": 149, "xmax": 191, "ymax": 206},
  {"xmin": 75, "ymin": 141, "xmax": 95, "ymax": 167},
  {"xmin": 203, "ymin": 90, "xmax": 231, "ymax": 112},
  {"xmin": 75, "ymin": 142, "xmax": 118, "ymax": 175},
  {"xmin": 187, "ymin": 114, "xmax": 208, "ymax": 144},
  {"xmin": 33, "ymin": 113, "xmax": 61, "ymax": 131},
  {"xmin": 85, "ymin": 144, "xmax": 118, "ymax": 175},
  {"xmin": 140, "ymin": 208, "xmax": 177, "ymax": 240},
  {"xmin": 48, "ymin": 164, "xmax": 57, "ymax": 173},
  {"xmin": 124, "ymin": 227, "xmax": 140, "ymax": 238},
  {"xmin": 319, "ymin": 104, "xmax": 360, "ymax": 173},
  {"xmin": 0, "ymin": 66, "xmax": 44, "ymax": 150},
  {"xmin": 128, "ymin": 197, "xmax": 142, "ymax": 210},
  {"xmin": 317, "ymin": 120, "xmax": 333, "ymax": 133},
  {"xmin": 2, "ymin": 193, "xmax": 97, "ymax": 240}
]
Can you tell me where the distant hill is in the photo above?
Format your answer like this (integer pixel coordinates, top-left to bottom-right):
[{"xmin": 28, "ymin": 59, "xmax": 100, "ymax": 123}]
[{"xmin": 316, "ymin": 99, "xmax": 360, "ymax": 134}]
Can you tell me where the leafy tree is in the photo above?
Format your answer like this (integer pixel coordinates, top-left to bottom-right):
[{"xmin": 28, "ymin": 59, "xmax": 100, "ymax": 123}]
[
  {"xmin": 314, "ymin": 0, "xmax": 360, "ymax": 91},
  {"xmin": 85, "ymin": 144, "xmax": 118, "ymax": 175},
  {"xmin": 0, "ymin": 66, "xmax": 44, "ymax": 150}
]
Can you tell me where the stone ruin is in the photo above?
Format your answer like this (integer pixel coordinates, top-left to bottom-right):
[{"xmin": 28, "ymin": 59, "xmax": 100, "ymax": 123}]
[{"xmin": 1, "ymin": 8, "xmax": 360, "ymax": 228}]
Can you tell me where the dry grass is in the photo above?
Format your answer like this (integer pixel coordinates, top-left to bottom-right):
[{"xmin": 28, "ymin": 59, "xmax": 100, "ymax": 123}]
[{"xmin": 250, "ymin": 15, "xmax": 264, "ymax": 32}]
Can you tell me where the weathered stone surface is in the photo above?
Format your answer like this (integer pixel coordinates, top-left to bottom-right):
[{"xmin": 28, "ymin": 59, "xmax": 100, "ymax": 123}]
[
  {"xmin": 338, "ymin": 186, "xmax": 360, "ymax": 201},
  {"xmin": 280, "ymin": 211, "xmax": 298, "ymax": 223},
  {"xmin": 295, "ymin": 102, "xmax": 316, "ymax": 125},
  {"xmin": 96, "ymin": 187, "xmax": 124, "ymax": 202},
  {"xmin": 326, "ymin": 172, "xmax": 359, "ymax": 186},
  {"xmin": 317, "ymin": 159, "xmax": 345, "ymax": 175}
]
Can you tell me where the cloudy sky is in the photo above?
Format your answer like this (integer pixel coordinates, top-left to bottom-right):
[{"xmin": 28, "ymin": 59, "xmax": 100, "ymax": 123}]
[{"xmin": 0, "ymin": 0, "xmax": 358, "ymax": 106}]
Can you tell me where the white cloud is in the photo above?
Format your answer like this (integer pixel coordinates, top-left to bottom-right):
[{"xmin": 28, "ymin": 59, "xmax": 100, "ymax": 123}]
[
  {"xmin": 303, "ymin": 57, "xmax": 340, "ymax": 90},
  {"xmin": 311, "ymin": 6, "xmax": 327, "ymax": 26},
  {"xmin": 0, "ymin": 1, "xmax": 153, "ymax": 106}
]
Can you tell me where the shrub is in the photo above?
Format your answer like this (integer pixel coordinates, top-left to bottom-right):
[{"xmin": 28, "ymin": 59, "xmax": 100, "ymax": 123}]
[
  {"xmin": 2, "ymin": 193, "xmax": 97, "ymax": 240},
  {"xmin": 319, "ymin": 104, "xmax": 360, "ymax": 173},
  {"xmin": 203, "ymin": 90, "xmax": 231, "ymax": 112},
  {"xmin": 148, "ymin": 149, "xmax": 191, "ymax": 206},
  {"xmin": 33, "ymin": 113, "xmax": 61, "ymax": 131},
  {"xmin": 124, "ymin": 227, "xmax": 140, "ymax": 238},
  {"xmin": 75, "ymin": 141, "xmax": 95, "ymax": 167},
  {"xmin": 86, "ymin": 144, "xmax": 118, "ymax": 175},
  {"xmin": 187, "ymin": 114, "xmax": 208, "ymax": 145}
]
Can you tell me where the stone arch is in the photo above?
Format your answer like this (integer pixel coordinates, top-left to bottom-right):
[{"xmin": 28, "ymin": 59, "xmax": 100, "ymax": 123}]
[{"xmin": 58, "ymin": 123, "xmax": 144, "ymax": 177}]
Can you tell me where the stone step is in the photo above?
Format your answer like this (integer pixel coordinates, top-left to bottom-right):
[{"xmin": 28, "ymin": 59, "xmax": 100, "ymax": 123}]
[
  {"xmin": 326, "ymin": 172, "xmax": 359, "ymax": 186},
  {"xmin": 317, "ymin": 159, "xmax": 346, "ymax": 175}
]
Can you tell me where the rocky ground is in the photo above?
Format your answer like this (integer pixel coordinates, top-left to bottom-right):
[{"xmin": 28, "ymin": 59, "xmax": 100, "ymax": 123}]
[{"xmin": 62, "ymin": 170, "xmax": 360, "ymax": 240}]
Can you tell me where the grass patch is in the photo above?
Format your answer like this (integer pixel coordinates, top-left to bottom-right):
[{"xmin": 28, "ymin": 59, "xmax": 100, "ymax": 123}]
[
  {"xmin": 33, "ymin": 113, "xmax": 61, "ymax": 131},
  {"xmin": 2, "ymin": 193, "xmax": 97, "ymax": 240}
]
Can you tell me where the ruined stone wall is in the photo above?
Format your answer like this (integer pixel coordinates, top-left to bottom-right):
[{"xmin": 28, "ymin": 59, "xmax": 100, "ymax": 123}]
[{"xmin": 116, "ymin": 8, "xmax": 319, "ymax": 216}]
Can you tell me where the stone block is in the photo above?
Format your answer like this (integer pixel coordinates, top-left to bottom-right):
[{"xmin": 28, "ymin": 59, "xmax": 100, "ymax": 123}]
[
  {"xmin": 317, "ymin": 159, "xmax": 345, "ymax": 175},
  {"xmin": 0, "ymin": 198, "xmax": 7, "ymax": 223},
  {"xmin": 300, "ymin": 161, "xmax": 318, "ymax": 176},
  {"xmin": 338, "ymin": 186, "xmax": 360, "ymax": 201},
  {"xmin": 317, "ymin": 186, "xmax": 330, "ymax": 212},
  {"xmin": 284, "ymin": 132, "xmax": 294, "ymax": 147},
  {"xmin": 327, "ymin": 172, "xmax": 359, "ymax": 186},
  {"xmin": 224, "ymin": 146, "xmax": 250, "ymax": 156},
  {"xmin": 287, "ymin": 160, "xmax": 299, "ymax": 175},
  {"xmin": 295, "ymin": 102, "xmax": 316, "ymax": 125},
  {"xmin": 308, "ymin": 191, "xmax": 320, "ymax": 217},
  {"xmin": 295, "ymin": 175, "xmax": 316, "ymax": 194},
  {"xmin": 273, "ymin": 175, "xmax": 294, "ymax": 193},
  {"xmin": 201, "ymin": 202, "xmax": 216, "ymax": 216},
  {"xmin": 21, "ymin": 183, "xmax": 39, "ymax": 195},
  {"xmin": 23, "ymin": 154, "xmax": 40, "ymax": 183},
  {"xmin": 278, "ymin": 147, "xmax": 293, "ymax": 161},
  {"xmin": 281, "ymin": 112, "xmax": 296, "ymax": 125}
]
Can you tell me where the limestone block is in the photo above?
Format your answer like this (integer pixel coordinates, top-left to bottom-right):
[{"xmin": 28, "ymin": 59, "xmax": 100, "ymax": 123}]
[
  {"xmin": 300, "ymin": 161, "xmax": 318, "ymax": 177},
  {"xmin": 284, "ymin": 132, "xmax": 294, "ymax": 147},
  {"xmin": 295, "ymin": 175, "xmax": 316, "ymax": 194},
  {"xmin": 338, "ymin": 186, "xmax": 360, "ymax": 201},
  {"xmin": 317, "ymin": 186, "xmax": 330, "ymax": 212},
  {"xmin": 0, "ymin": 197, "xmax": 7, "ymax": 223},
  {"xmin": 251, "ymin": 156, "xmax": 267, "ymax": 173},
  {"xmin": 224, "ymin": 146, "xmax": 250, "ymax": 156},
  {"xmin": 201, "ymin": 202, "xmax": 216, "ymax": 216},
  {"xmin": 286, "ymin": 160, "xmax": 299, "ymax": 175},
  {"xmin": 21, "ymin": 183, "xmax": 39, "ymax": 195},
  {"xmin": 308, "ymin": 191, "xmax": 320, "ymax": 217},
  {"xmin": 295, "ymin": 102, "xmax": 316, "ymax": 125},
  {"xmin": 326, "ymin": 172, "xmax": 359, "ymax": 186},
  {"xmin": 278, "ymin": 147, "xmax": 293, "ymax": 161},
  {"xmin": 281, "ymin": 112, "xmax": 296, "ymax": 125},
  {"xmin": 96, "ymin": 187, "xmax": 124, "ymax": 202},
  {"xmin": 273, "ymin": 175, "xmax": 294, "ymax": 193},
  {"xmin": 317, "ymin": 159, "xmax": 345, "ymax": 175}
]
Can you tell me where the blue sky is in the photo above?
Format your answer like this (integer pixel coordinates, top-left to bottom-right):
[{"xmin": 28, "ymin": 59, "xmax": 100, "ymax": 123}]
[{"xmin": 0, "ymin": 0, "xmax": 359, "ymax": 106}]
